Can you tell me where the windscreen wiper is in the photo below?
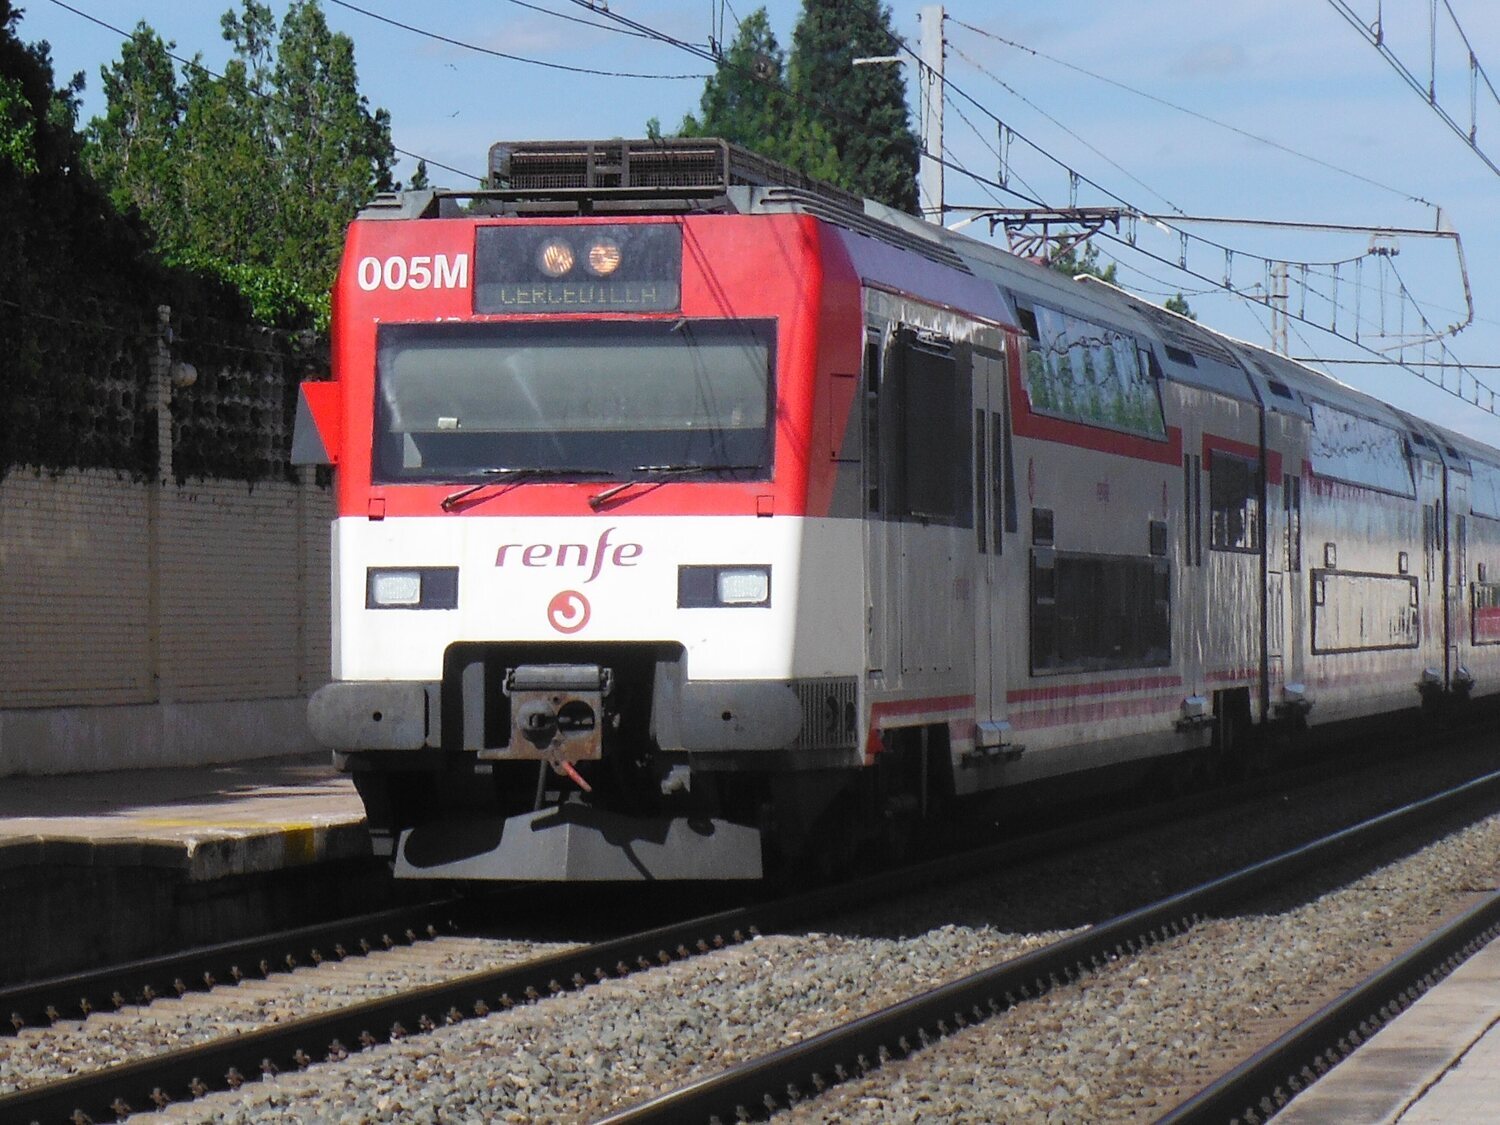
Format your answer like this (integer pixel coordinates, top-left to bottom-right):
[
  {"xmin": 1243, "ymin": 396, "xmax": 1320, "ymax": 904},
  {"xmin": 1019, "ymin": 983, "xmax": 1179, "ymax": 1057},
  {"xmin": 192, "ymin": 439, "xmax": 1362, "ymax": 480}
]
[
  {"xmin": 587, "ymin": 464, "xmax": 759, "ymax": 510},
  {"xmin": 440, "ymin": 467, "xmax": 614, "ymax": 512}
]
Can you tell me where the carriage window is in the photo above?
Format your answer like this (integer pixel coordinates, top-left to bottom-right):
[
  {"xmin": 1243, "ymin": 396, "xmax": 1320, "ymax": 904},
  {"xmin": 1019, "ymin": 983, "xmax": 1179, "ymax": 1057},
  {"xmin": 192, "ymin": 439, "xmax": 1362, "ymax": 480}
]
[
  {"xmin": 1283, "ymin": 475, "xmax": 1302, "ymax": 571},
  {"xmin": 1031, "ymin": 551, "xmax": 1171, "ymax": 674},
  {"xmin": 1474, "ymin": 582, "xmax": 1500, "ymax": 644},
  {"xmin": 887, "ymin": 333, "xmax": 971, "ymax": 527},
  {"xmin": 1312, "ymin": 571, "xmax": 1419, "ymax": 652},
  {"xmin": 1210, "ymin": 452, "xmax": 1261, "ymax": 553},
  {"xmin": 1307, "ymin": 400, "xmax": 1414, "ymax": 497},
  {"xmin": 1019, "ymin": 302, "xmax": 1165, "ymax": 440}
]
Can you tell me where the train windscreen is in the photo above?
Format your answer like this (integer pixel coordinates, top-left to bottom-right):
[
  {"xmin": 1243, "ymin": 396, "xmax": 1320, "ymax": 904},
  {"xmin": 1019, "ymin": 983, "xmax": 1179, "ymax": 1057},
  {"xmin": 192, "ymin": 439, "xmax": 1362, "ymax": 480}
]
[{"xmin": 372, "ymin": 318, "xmax": 775, "ymax": 483}]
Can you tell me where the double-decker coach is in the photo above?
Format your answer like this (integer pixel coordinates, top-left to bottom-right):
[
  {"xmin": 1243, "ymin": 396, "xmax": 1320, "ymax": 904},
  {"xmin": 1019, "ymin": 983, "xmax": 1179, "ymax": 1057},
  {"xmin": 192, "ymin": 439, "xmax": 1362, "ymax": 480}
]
[{"xmin": 294, "ymin": 139, "xmax": 1497, "ymax": 881}]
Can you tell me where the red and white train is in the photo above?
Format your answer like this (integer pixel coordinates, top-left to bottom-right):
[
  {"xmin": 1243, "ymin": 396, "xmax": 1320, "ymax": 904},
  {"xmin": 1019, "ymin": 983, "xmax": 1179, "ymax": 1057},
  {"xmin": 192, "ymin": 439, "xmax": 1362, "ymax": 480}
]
[{"xmin": 294, "ymin": 139, "xmax": 1500, "ymax": 881}]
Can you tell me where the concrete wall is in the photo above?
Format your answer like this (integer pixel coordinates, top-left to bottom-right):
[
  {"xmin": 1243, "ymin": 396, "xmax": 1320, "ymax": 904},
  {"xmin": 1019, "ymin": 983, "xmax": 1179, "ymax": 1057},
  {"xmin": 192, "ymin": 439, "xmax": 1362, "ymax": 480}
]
[
  {"xmin": 0, "ymin": 471, "xmax": 332, "ymax": 775},
  {"xmin": 0, "ymin": 307, "xmax": 333, "ymax": 776}
]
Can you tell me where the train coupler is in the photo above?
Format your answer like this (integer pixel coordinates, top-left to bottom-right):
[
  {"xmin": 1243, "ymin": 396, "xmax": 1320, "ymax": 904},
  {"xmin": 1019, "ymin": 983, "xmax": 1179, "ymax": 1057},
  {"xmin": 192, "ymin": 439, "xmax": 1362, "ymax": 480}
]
[{"xmin": 499, "ymin": 664, "xmax": 613, "ymax": 778}]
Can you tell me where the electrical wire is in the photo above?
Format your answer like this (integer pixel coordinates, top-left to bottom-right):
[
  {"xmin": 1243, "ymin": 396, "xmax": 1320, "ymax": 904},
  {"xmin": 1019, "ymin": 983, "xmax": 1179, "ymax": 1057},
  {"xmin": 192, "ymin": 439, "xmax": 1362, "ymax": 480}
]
[
  {"xmin": 501, "ymin": 0, "xmax": 657, "ymax": 40},
  {"xmin": 1325, "ymin": 0, "xmax": 1500, "ymax": 179},
  {"xmin": 327, "ymin": 0, "xmax": 707, "ymax": 80},
  {"xmin": 43, "ymin": 0, "xmax": 484, "ymax": 182},
  {"xmin": 950, "ymin": 16, "xmax": 1438, "ymax": 211},
  {"xmin": 948, "ymin": 42, "xmax": 1186, "ymax": 216},
  {"xmin": 900, "ymin": 21, "xmax": 1483, "ymax": 396}
]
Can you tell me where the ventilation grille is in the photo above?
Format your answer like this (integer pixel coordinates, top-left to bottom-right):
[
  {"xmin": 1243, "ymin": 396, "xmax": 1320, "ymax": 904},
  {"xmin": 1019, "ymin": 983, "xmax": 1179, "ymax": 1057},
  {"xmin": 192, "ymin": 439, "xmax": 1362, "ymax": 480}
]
[
  {"xmin": 487, "ymin": 138, "xmax": 862, "ymax": 205},
  {"xmin": 1117, "ymin": 293, "xmax": 1242, "ymax": 368},
  {"xmin": 791, "ymin": 677, "xmax": 859, "ymax": 751}
]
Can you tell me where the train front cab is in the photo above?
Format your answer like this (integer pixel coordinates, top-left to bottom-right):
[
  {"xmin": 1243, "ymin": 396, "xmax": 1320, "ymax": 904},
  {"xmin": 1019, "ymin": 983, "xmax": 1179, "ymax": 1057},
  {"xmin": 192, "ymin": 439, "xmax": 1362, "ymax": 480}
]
[{"xmin": 296, "ymin": 207, "xmax": 921, "ymax": 882}]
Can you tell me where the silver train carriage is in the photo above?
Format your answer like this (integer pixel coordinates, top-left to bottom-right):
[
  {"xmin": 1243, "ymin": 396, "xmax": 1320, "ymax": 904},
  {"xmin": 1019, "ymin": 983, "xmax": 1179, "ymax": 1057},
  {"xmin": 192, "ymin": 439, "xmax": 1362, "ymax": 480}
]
[{"xmin": 292, "ymin": 139, "xmax": 1500, "ymax": 881}]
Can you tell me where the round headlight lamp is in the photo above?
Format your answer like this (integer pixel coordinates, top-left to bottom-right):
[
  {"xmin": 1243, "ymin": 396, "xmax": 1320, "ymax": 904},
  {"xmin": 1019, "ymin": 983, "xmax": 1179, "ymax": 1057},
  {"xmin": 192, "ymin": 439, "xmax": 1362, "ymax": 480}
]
[
  {"xmin": 537, "ymin": 239, "xmax": 575, "ymax": 277},
  {"xmin": 585, "ymin": 238, "xmax": 622, "ymax": 276}
]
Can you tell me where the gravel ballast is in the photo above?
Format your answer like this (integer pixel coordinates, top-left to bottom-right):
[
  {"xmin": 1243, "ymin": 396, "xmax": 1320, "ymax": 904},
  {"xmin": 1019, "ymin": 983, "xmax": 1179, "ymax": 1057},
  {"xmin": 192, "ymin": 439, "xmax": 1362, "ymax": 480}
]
[{"xmin": 132, "ymin": 772, "xmax": 1500, "ymax": 1122}]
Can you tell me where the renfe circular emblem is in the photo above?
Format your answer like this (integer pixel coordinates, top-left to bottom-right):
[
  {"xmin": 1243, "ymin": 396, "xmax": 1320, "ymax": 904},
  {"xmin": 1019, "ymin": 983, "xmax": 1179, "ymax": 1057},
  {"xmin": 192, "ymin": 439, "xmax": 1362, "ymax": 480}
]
[{"xmin": 547, "ymin": 590, "xmax": 591, "ymax": 634}]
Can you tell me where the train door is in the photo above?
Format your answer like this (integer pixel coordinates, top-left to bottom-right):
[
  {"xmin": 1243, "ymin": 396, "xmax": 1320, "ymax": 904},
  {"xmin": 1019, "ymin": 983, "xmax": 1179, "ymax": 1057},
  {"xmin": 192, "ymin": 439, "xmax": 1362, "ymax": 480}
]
[
  {"xmin": 1450, "ymin": 469, "xmax": 1472, "ymax": 689},
  {"xmin": 1417, "ymin": 457, "xmax": 1445, "ymax": 683},
  {"xmin": 972, "ymin": 343, "xmax": 1009, "ymax": 745},
  {"xmin": 864, "ymin": 326, "xmax": 898, "ymax": 690},
  {"xmin": 889, "ymin": 328, "xmax": 970, "ymax": 684},
  {"xmin": 1280, "ymin": 470, "xmax": 1305, "ymax": 693},
  {"xmin": 1173, "ymin": 386, "xmax": 1207, "ymax": 709}
]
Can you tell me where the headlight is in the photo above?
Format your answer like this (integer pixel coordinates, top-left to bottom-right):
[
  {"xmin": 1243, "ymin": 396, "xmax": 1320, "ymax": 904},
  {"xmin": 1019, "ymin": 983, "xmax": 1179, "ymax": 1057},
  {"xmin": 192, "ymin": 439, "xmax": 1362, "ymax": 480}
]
[
  {"xmin": 367, "ymin": 567, "xmax": 459, "ymax": 609},
  {"xmin": 585, "ymin": 237, "xmax": 622, "ymax": 276},
  {"xmin": 678, "ymin": 565, "xmax": 771, "ymax": 608},
  {"xmin": 371, "ymin": 570, "xmax": 421, "ymax": 606},
  {"xmin": 537, "ymin": 238, "xmax": 575, "ymax": 276},
  {"xmin": 717, "ymin": 568, "xmax": 770, "ymax": 605}
]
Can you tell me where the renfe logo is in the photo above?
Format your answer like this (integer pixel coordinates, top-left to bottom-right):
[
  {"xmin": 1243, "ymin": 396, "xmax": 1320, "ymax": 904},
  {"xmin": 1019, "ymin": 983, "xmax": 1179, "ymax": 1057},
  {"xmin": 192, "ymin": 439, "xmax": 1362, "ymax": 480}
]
[
  {"xmin": 495, "ymin": 527, "xmax": 642, "ymax": 584},
  {"xmin": 547, "ymin": 590, "xmax": 590, "ymax": 634}
]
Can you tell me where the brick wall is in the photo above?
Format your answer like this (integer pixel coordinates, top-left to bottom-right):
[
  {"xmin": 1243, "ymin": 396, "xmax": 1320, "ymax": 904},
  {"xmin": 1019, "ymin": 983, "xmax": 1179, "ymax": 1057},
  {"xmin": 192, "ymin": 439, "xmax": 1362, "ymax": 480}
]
[
  {"xmin": 0, "ymin": 471, "xmax": 332, "ymax": 774},
  {"xmin": 0, "ymin": 301, "xmax": 334, "ymax": 775}
]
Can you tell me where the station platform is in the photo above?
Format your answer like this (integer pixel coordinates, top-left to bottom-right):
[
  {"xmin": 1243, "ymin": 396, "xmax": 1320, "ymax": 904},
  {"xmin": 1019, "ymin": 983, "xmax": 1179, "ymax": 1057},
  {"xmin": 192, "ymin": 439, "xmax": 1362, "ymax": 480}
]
[
  {"xmin": 0, "ymin": 753, "xmax": 378, "ymax": 983},
  {"xmin": 1276, "ymin": 931, "xmax": 1500, "ymax": 1123},
  {"xmin": 0, "ymin": 752, "xmax": 367, "ymax": 881}
]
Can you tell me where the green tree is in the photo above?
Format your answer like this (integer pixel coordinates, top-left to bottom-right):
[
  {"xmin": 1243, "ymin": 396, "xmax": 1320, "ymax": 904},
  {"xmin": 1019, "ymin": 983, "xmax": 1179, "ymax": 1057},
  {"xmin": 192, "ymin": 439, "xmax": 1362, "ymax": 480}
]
[
  {"xmin": 1050, "ymin": 239, "xmax": 1118, "ymax": 284},
  {"xmin": 1052, "ymin": 240, "xmax": 1197, "ymax": 319},
  {"xmin": 679, "ymin": 8, "xmax": 785, "ymax": 145},
  {"xmin": 268, "ymin": 0, "xmax": 393, "ymax": 284},
  {"xmin": 1164, "ymin": 292, "xmax": 1197, "ymax": 320},
  {"xmin": 662, "ymin": 3, "xmax": 914, "ymax": 209},
  {"xmin": 0, "ymin": 71, "xmax": 37, "ymax": 172},
  {"xmin": 84, "ymin": 0, "xmax": 393, "ymax": 324},
  {"xmin": 788, "ymin": 0, "xmax": 918, "ymax": 211},
  {"xmin": 84, "ymin": 24, "xmax": 182, "ymax": 218},
  {"xmin": 678, "ymin": 8, "xmax": 840, "ymax": 182}
]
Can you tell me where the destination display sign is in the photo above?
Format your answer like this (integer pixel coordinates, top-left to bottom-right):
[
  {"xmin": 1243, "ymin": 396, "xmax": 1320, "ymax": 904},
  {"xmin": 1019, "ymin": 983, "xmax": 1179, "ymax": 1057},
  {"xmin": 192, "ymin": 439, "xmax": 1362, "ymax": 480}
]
[{"xmin": 474, "ymin": 223, "xmax": 681, "ymax": 314}]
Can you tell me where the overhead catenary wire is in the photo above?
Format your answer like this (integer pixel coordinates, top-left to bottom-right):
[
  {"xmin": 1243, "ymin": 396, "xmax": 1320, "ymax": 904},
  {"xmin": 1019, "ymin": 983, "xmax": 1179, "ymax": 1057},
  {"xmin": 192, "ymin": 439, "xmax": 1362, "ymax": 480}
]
[
  {"xmin": 1325, "ymin": 0, "xmax": 1500, "ymax": 179},
  {"xmin": 569, "ymin": 1, "xmax": 1495, "ymax": 413},
  {"xmin": 501, "ymin": 0, "xmax": 658, "ymax": 40},
  {"xmin": 910, "ymin": 21, "xmax": 1492, "ymax": 407},
  {"xmin": 950, "ymin": 16, "xmax": 1439, "ymax": 212},
  {"xmin": 327, "ymin": 0, "xmax": 708, "ymax": 80},
  {"xmin": 555, "ymin": 0, "xmax": 1480, "ymax": 388},
  {"xmin": 946, "ymin": 42, "xmax": 1186, "ymax": 216}
]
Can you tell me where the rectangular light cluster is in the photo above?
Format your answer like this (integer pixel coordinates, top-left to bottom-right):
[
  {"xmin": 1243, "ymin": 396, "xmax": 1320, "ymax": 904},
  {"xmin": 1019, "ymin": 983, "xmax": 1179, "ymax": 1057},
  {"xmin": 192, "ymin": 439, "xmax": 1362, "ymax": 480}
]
[
  {"xmin": 366, "ymin": 567, "xmax": 459, "ymax": 609},
  {"xmin": 678, "ymin": 565, "xmax": 771, "ymax": 608}
]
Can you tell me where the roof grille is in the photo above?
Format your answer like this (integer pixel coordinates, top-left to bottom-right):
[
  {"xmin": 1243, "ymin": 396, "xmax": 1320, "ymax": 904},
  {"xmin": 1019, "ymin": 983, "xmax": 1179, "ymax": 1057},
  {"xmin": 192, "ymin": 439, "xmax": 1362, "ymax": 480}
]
[
  {"xmin": 1110, "ymin": 292, "xmax": 1242, "ymax": 367},
  {"xmin": 487, "ymin": 138, "xmax": 862, "ymax": 207}
]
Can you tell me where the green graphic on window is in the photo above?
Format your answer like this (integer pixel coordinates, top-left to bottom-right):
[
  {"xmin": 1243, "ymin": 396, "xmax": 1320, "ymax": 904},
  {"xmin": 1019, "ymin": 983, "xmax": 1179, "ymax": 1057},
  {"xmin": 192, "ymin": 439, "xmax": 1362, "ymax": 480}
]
[{"xmin": 1024, "ymin": 305, "xmax": 1165, "ymax": 439}]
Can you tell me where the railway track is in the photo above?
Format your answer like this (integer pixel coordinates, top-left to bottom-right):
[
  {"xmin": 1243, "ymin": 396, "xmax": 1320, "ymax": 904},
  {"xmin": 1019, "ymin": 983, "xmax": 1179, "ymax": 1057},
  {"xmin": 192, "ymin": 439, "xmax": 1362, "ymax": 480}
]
[
  {"xmin": 595, "ymin": 769, "xmax": 1500, "ymax": 1124},
  {"xmin": 1160, "ymin": 889, "xmax": 1500, "ymax": 1124},
  {"xmin": 2, "ymin": 746, "xmax": 1496, "ymax": 1123},
  {"xmin": 0, "ymin": 897, "xmax": 474, "ymax": 1038}
]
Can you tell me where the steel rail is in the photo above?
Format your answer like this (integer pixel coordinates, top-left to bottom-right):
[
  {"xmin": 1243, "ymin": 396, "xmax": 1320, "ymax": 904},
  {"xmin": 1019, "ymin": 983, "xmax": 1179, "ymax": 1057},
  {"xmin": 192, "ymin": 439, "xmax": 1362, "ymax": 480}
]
[
  {"xmin": 595, "ymin": 768, "xmax": 1500, "ymax": 1124},
  {"xmin": 0, "ymin": 904, "xmax": 768, "ymax": 1124},
  {"xmin": 1, "ymin": 896, "xmax": 477, "ymax": 1036},
  {"xmin": 1158, "ymin": 889, "xmax": 1500, "ymax": 1124},
  {"xmin": 1, "ymin": 745, "xmax": 1487, "ymax": 1124},
  {"xmin": 0, "ymin": 753, "xmax": 1340, "ymax": 1125}
]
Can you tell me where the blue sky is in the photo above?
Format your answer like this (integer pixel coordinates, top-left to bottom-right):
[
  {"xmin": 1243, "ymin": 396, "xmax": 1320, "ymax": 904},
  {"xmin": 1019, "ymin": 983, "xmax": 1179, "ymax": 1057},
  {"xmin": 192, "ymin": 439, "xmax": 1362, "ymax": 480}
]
[{"xmin": 19, "ymin": 0, "xmax": 1500, "ymax": 446}]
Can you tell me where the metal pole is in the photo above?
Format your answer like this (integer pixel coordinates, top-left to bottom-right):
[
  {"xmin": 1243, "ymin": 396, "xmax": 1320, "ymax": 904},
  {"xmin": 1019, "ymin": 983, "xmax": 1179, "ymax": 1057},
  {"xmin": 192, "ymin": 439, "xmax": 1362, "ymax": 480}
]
[{"xmin": 919, "ymin": 5, "xmax": 944, "ymax": 223}]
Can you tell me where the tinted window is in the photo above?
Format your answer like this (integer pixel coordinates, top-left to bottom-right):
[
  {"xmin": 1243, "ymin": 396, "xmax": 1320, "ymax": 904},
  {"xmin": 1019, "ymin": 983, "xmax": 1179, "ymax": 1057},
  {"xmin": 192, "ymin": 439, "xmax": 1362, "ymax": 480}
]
[
  {"xmin": 1210, "ymin": 452, "xmax": 1261, "ymax": 553},
  {"xmin": 373, "ymin": 319, "xmax": 774, "ymax": 482},
  {"xmin": 1032, "ymin": 551, "xmax": 1171, "ymax": 673},
  {"xmin": 885, "ymin": 333, "xmax": 971, "ymax": 527}
]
